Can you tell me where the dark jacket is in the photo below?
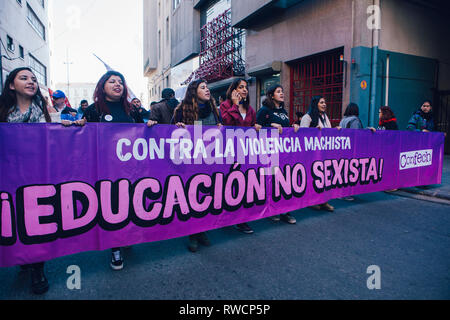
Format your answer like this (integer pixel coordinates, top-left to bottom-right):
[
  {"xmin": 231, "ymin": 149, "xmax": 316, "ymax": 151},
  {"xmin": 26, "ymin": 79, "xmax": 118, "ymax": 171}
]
[
  {"xmin": 256, "ymin": 105, "xmax": 290, "ymax": 128},
  {"xmin": 406, "ymin": 110, "xmax": 434, "ymax": 132},
  {"xmin": 83, "ymin": 102, "xmax": 136, "ymax": 123},
  {"xmin": 173, "ymin": 103, "xmax": 222, "ymax": 125},
  {"xmin": 377, "ymin": 118, "xmax": 398, "ymax": 131},
  {"xmin": 149, "ymin": 99, "xmax": 178, "ymax": 125}
]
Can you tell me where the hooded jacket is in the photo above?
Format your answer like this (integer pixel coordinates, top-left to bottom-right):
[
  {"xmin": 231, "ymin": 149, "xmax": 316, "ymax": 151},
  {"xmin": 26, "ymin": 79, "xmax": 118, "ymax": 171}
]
[{"xmin": 406, "ymin": 109, "xmax": 434, "ymax": 132}]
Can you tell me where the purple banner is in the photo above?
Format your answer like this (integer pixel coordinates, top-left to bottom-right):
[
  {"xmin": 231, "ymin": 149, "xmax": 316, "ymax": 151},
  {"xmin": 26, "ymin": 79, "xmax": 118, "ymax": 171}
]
[{"xmin": 0, "ymin": 123, "xmax": 444, "ymax": 267}]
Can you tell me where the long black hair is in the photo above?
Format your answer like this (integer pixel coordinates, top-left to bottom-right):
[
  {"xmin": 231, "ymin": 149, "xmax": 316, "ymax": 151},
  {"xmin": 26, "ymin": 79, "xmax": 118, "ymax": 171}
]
[
  {"xmin": 0, "ymin": 67, "xmax": 50, "ymax": 123},
  {"xmin": 226, "ymin": 78, "xmax": 250, "ymax": 110},
  {"xmin": 344, "ymin": 103, "xmax": 360, "ymax": 117},
  {"xmin": 262, "ymin": 84, "xmax": 284, "ymax": 110},
  {"xmin": 307, "ymin": 95, "xmax": 325, "ymax": 128}
]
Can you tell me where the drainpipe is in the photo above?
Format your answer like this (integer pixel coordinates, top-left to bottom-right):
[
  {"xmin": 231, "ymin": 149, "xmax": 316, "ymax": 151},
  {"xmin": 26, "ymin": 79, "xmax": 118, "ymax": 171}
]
[
  {"xmin": 369, "ymin": 0, "xmax": 380, "ymax": 127},
  {"xmin": 385, "ymin": 54, "xmax": 390, "ymax": 106}
]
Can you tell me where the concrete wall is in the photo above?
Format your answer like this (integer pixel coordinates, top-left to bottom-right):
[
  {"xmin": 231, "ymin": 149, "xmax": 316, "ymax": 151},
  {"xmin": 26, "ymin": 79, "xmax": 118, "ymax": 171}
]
[
  {"xmin": 231, "ymin": 0, "xmax": 273, "ymax": 26},
  {"xmin": 144, "ymin": 0, "xmax": 173, "ymax": 102},
  {"xmin": 0, "ymin": 0, "xmax": 50, "ymax": 91},
  {"xmin": 171, "ymin": 0, "xmax": 201, "ymax": 66},
  {"xmin": 378, "ymin": 0, "xmax": 450, "ymax": 90},
  {"xmin": 143, "ymin": 0, "xmax": 157, "ymax": 75},
  {"xmin": 240, "ymin": 0, "xmax": 354, "ymax": 115}
]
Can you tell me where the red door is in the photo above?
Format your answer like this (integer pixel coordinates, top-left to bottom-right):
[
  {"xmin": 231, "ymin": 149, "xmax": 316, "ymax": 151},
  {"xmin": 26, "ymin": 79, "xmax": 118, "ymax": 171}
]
[{"xmin": 290, "ymin": 49, "xmax": 344, "ymax": 126}]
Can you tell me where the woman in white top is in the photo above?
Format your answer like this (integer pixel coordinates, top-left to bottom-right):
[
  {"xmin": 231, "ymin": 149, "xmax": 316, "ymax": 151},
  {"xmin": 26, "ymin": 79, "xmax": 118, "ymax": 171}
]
[{"xmin": 300, "ymin": 96, "xmax": 335, "ymax": 212}]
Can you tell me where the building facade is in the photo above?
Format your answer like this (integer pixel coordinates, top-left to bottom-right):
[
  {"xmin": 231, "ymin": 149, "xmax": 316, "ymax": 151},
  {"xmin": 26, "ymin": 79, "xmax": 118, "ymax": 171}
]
[
  {"xmin": 0, "ymin": 0, "xmax": 51, "ymax": 96},
  {"xmin": 143, "ymin": 0, "xmax": 173, "ymax": 103},
  {"xmin": 143, "ymin": 0, "xmax": 450, "ymax": 152},
  {"xmin": 231, "ymin": 0, "xmax": 450, "ymax": 137},
  {"xmin": 144, "ymin": 0, "xmax": 245, "ymax": 102},
  {"xmin": 54, "ymin": 82, "xmax": 96, "ymax": 108}
]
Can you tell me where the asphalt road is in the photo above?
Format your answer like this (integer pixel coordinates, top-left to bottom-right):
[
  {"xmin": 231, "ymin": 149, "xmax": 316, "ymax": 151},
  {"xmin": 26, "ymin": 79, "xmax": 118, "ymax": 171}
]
[{"xmin": 0, "ymin": 191, "xmax": 449, "ymax": 300}]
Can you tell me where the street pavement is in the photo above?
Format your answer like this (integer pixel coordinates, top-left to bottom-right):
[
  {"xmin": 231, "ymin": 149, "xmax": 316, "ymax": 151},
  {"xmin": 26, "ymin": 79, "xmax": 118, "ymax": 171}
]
[{"xmin": 0, "ymin": 157, "xmax": 449, "ymax": 300}]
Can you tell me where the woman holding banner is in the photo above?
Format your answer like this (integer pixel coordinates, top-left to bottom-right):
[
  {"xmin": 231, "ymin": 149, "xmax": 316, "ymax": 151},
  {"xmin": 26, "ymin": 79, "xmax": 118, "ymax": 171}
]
[
  {"xmin": 256, "ymin": 84, "xmax": 299, "ymax": 224},
  {"xmin": 300, "ymin": 96, "xmax": 335, "ymax": 212},
  {"xmin": 377, "ymin": 106, "xmax": 398, "ymax": 131},
  {"xmin": 83, "ymin": 70, "xmax": 137, "ymax": 271},
  {"xmin": 0, "ymin": 67, "xmax": 55, "ymax": 294},
  {"xmin": 221, "ymin": 78, "xmax": 256, "ymax": 234},
  {"xmin": 406, "ymin": 101, "xmax": 434, "ymax": 132},
  {"xmin": 173, "ymin": 79, "xmax": 222, "ymax": 252}
]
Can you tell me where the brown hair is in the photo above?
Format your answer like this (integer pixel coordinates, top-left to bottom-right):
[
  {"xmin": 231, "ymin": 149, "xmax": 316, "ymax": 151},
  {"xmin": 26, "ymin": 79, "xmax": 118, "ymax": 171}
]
[
  {"xmin": 174, "ymin": 79, "xmax": 219, "ymax": 125},
  {"xmin": 225, "ymin": 78, "xmax": 249, "ymax": 110},
  {"xmin": 379, "ymin": 106, "xmax": 396, "ymax": 122}
]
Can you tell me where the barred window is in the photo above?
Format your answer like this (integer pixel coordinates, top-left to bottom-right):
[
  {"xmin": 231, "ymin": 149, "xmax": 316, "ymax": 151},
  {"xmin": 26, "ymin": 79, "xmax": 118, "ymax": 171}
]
[{"xmin": 29, "ymin": 54, "xmax": 47, "ymax": 86}]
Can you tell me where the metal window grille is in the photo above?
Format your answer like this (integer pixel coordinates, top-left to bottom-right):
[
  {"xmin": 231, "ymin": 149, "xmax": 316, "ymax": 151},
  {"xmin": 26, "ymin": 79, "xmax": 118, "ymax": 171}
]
[
  {"xmin": 290, "ymin": 49, "xmax": 344, "ymax": 126},
  {"xmin": 182, "ymin": 9, "xmax": 245, "ymax": 85}
]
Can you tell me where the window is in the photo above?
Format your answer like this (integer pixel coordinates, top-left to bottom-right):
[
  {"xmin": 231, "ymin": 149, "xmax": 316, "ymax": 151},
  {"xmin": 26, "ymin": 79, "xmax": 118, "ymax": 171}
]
[
  {"xmin": 6, "ymin": 36, "xmax": 15, "ymax": 52},
  {"xmin": 29, "ymin": 54, "xmax": 47, "ymax": 85},
  {"xmin": 19, "ymin": 45, "xmax": 24, "ymax": 59},
  {"xmin": 27, "ymin": 4, "xmax": 46, "ymax": 40}
]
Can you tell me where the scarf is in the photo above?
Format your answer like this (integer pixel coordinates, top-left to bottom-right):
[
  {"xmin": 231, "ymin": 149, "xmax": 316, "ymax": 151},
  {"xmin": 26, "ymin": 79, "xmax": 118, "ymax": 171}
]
[
  {"xmin": 7, "ymin": 102, "xmax": 44, "ymax": 123},
  {"xmin": 379, "ymin": 118, "xmax": 397, "ymax": 126},
  {"xmin": 198, "ymin": 103, "xmax": 212, "ymax": 119}
]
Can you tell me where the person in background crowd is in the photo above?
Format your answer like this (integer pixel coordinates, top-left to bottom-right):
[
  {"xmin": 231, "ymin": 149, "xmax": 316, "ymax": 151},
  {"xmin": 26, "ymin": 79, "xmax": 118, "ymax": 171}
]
[
  {"xmin": 77, "ymin": 99, "xmax": 89, "ymax": 118},
  {"xmin": 407, "ymin": 101, "xmax": 434, "ymax": 132},
  {"xmin": 294, "ymin": 111, "xmax": 304, "ymax": 125},
  {"xmin": 51, "ymin": 90, "xmax": 78, "ymax": 123},
  {"xmin": 220, "ymin": 78, "xmax": 257, "ymax": 234},
  {"xmin": 173, "ymin": 79, "xmax": 222, "ymax": 252},
  {"xmin": 375, "ymin": 106, "xmax": 399, "ymax": 192},
  {"xmin": 218, "ymin": 93, "xmax": 226, "ymax": 107},
  {"xmin": 131, "ymin": 98, "xmax": 150, "ymax": 123},
  {"xmin": 301, "ymin": 96, "xmax": 335, "ymax": 212},
  {"xmin": 256, "ymin": 84, "xmax": 299, "ymax": 224},
  {"xmin": 0, "ymin": 67, "xmax": 54, "ymax": 294},
  {"xmin": 83, "ymin": 71, "xmax": 138, "ymax": 270},
  {"xmin": 338, "ymin": 103, "xmax": 365, "ymax": 201},
  {"xmin": 147, "ymin": 88, "xmax": 179, "ymax": 126},
  {"xmin": 339, "ymin": 103, "xmax": 363, "ymax": 129},
  {"xmin": 377, "ymin": 106, "xmax": 398, "ymax": 131}
]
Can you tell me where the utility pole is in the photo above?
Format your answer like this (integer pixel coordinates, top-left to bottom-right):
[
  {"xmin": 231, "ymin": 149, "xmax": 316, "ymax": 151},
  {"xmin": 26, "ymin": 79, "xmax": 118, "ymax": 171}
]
[{"xmin": 63, "ymin": 48, "xmax": 73, "ymax": 95}]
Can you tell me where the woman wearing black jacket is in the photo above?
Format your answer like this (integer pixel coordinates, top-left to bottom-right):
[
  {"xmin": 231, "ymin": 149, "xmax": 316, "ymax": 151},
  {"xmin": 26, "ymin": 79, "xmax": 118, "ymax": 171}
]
[
  {"xmin": 83, "ymin": 71, "xmax": 138, "ymax": 270},
  {"xmin": 377, "ymin": 106, "xmax": 398, "ymax": 131}
]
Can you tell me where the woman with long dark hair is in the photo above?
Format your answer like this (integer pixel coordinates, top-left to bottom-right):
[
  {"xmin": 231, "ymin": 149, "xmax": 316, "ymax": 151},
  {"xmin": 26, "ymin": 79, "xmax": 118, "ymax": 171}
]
[
  {"xmin": 173, "ymin": 79, "xmax": 222, "ymax": 252},
  {"xmin": 300, "ymin": 96, "xmax": 335, "ymax": 212},
  {"xmin": 0, "ymin": 67, "xmax": 51, "ymax": 123},
  {"xmin": 256, "ymin": 84, "xmax": 298, "ymax": 135},
  {"xmin": 0, "ymin": 67, "xmax": 53, "ymax": 294},
  {"xmin": 256, "ymin": 84, "xmax": 298, "ymax": 224},
  {"xmin": 220, "ymin": 78, "xmax": 256, "ymax": 128},
  {"xmin": 220, "ymin": 78, "xmax": 256, "ymax": 234},
  {"xmin": 83, "ymin": 71, "xmax": 140, "ymax": 124},
  {"xmin": 377, "ymin": 106, "xmax": 398, "ymax": 131},
  {"xmin": 83, "ymin": 71, "xmax": 138, "ymax": 270},
  {"xmin": 407, "ymin": 101, "xmax": 434, "ymax": 132},
  {"xmin": 174, "ymin": 79, "xmax": 222, "ymax": 127},
  {"xmin": 300, "ymin": 95, "xmax": 332, "ymax": 129}
]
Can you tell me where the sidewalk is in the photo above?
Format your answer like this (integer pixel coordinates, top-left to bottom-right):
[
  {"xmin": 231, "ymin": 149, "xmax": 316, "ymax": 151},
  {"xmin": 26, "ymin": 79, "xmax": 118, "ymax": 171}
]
[{"xmin": 401, "ymin": 155, "xmax": 450, "ymax": 201}]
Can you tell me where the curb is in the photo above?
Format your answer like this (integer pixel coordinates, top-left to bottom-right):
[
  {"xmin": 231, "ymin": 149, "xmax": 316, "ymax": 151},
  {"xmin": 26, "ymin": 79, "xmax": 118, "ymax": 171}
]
[{"xmin": 400, "ymin": 187, "xmax": 450, "ymax": 202}]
